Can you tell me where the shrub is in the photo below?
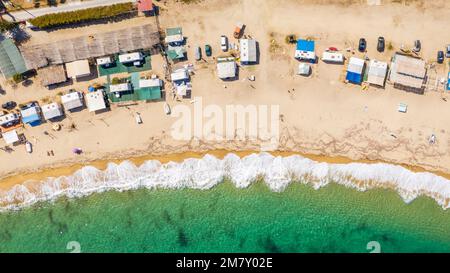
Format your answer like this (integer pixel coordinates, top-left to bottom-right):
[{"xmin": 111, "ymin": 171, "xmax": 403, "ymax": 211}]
[
  {"xmin": 0, "ymin": 21, "xmax": 17, "ymax": 32},
  {"xmin": 29, "ymin": 3, "xmax": 135, "ymax": 29},
  {"xmin": 12, "ymin": 73, "xmax": 24, "ymax": 83}
]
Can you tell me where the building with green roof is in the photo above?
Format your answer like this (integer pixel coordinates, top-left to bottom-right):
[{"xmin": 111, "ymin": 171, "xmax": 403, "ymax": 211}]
[{"xmin": 0, "ymin": 38, "xmax": 28, "ymax": 78}]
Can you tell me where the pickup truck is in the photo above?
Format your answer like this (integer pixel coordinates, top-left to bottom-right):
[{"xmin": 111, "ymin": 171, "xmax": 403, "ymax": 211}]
[{"xmin": 233, "ymin": 23, "xmax": 244, "ymax": 39}]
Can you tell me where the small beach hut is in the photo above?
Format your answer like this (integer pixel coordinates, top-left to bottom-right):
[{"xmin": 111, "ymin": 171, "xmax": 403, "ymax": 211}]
[
  {"xmin": 389, "ymin": 53, "xmax": 427, "ymax": 94},
  {"xmin": 367, "ymin": 60, "xmax": 388, "ymax": 87},
  {"xmin": 61, "ymin": 91, "xmax": 84, "ymax": 111},
  {"xmin": 295, "ymin": 39, "xmax": 316, "ymax": 62},
  {"xmin": 85, "ymin": 90, "xmax": 107, "ymax": 112},
  {"xmin": 38, "ymin": 65, "xmax": 67, "ymax": 87},
  {"xmin": 240, "ymin": 39, "xmax": 257, "ymax": 65},
  {"xmin": 346, "ymin": 57, "xmax": 365, "ymax": 84},
  {"xmin": 42, "ymin": 102, "xmax": 63, "ymax": 121},
  {"xmin": 20, "ymin": 104, "xmax": 42, "ymax": 126},
  {"xmin": 137, "ymin": 0, "xmax": 154, "ymax": 14},
  {"xmin": 2, "ymin": 130, "xmax": 19, "ymax": 145},
  {"xmin": 66, "ymin": 60, "xmax": 91, "ymax": 79},
  {"xmin": 216, "ymin": 57, "xmax": 237, "ymax": 79}
]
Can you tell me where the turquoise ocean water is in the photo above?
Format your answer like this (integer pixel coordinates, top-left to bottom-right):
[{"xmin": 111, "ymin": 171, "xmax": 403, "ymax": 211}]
[{"xmin": 0, "ymin": 181, "xmax": 449, "ymax": 253}]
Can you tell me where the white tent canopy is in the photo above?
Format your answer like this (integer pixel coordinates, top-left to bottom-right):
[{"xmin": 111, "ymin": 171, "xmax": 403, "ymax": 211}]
[
  {"xmin": 2, "ymin": 130, "xmax": 19, "ymax": 144},
  {"xmin": 367, "ymin": 59, "xmax": 388, "ymax": 86},
  {"xmin": 217, "ymin": 59, "xmax": 237, "ymax": 79},
  {"xmin": 86, "ymin": 91, "xmax": 107, "ymax": 112},
  {"xmin": 297, "ymin": 63, "xmax": 311, "ymax": 75},
  {"xmin": 42, "ymin": 102, "xmax": 63, "ymax": 120},
  {"xmin": 61, "ymin": 92, "xmax": 84, "ymax": 111},
  {"xmin": 347, "ymin": 57, "xmax": 365, "ymax": 74}
]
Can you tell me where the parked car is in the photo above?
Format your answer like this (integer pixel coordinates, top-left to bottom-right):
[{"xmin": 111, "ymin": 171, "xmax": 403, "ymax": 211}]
[
  {"xmin": 205, "ymin": 44, "xmax": 212, "ymax": 57},
  {"xmin": 2, "ymin": 101, "xmax": 16, "ymax": 110},
  {"xmin": 220, "ymin": 35, "xmax": 228, "ymax": 51},
  {"xmin": 377, "ymin": 36, "xmax": 385, "ymax": 52},
  {"xmin": 437, "ymin": 51, "xmax": 444, "ymax": 64},
  {"xmin": 412, "ymin": 40, "xmax": 421, "ymax": 52},
  {"xmin": 194, "ymin": 46, "xmax": 202, "ymax": 61},
  {"xmin": 358, "ymin": 38, "xmax": 367, "ymax": 52},
  {"xmin": 446, "ymin": 44, "xmax": 450, "ymax": 58}
]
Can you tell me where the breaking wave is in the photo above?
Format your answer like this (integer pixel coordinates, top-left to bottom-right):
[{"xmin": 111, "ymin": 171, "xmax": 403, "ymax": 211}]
[{"xmin": 1, "ymin": 152, "xmax": 450, "ymax": 211}]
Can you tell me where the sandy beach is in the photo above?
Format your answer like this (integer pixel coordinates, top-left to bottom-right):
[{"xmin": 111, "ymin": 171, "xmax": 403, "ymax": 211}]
[{"xmin": 1, "ymin": 0, "xmax": 450, "ymax": 189}]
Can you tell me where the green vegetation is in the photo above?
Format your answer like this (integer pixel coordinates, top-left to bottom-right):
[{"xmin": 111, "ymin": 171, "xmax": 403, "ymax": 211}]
[
  {"xmin": 0, "ymin": 21, "xmax": 18, "ymax": 32},
  {"xmin": 29, "ymin": 3, "xmax": 135, "ymax": 28},
  {"xmin": 12, "ymin": 73, "xmax": 24, "ymax": 83}
]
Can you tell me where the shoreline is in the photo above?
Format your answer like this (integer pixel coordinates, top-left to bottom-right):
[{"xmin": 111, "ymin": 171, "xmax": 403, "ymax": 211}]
[{"xmin": 2, "ymin": 148, "xmax": 450, "ymax": 192}]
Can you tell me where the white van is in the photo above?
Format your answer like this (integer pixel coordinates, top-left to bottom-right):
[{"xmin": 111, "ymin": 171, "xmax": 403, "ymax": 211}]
[{"xmin": 221, "ymin": 35, "xmax": 228, "ymax": 52}]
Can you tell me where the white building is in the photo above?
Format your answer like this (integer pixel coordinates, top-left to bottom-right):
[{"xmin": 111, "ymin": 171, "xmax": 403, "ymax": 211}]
[
  {"xmin": 118, "ymin": 52, "xmax": 143, "ymax": 64},
  {"xmin": 61, "ymin": 91, "xmax": 84, "ymax": 111},
  {"xmin": 96, "ymin": 57, "xmax": 113, "ymax": 66},
  {"xmin": 42, "ymin": 102, "xmax": 63, "ymax": 120},
  {"xmin": 367, "ymin": 60, "xmax": 388, "ymax": 87},
  {"xmin": 297, "ymin": 63, "xmax": 311, "ymax": 76},
  {"xmin": 86, "ymin": 90, "xmax": 107, "ymax": 112},
  {"xmin": 239, "ymin": 39, "xmax": 257, "ymax": 64},
  {"xmin": 139, "ymin": 78, "xmax": 162, "ymax": 88},
  {"xmin": 66, "ymin": 60, "xmax": 91, "ymax": 79},
  {"xmin": 216, "ymin": 57, "xmax": 237, "ymax": 79},
  {"xmin": 109, "ymin": 83, "xmax": 131, "ymax": 93}
]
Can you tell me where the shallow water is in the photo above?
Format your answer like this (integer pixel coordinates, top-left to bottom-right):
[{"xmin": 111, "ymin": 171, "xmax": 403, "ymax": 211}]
[{"xmin": 0, "ymin": 181, "xmax": 449, "ymax": 253}]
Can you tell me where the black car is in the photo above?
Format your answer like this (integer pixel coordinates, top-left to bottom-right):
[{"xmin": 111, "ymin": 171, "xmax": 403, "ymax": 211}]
[
  {"xmin": 377, "ymin": 37, "xmax": 385, "ymax": 52},
  {"xmin": 2, "ymin": 101, "xmax": 16, "ymax": 110},
  {"xmin": 437, "ymin": 51, "xmax": 444, "ymax": 64},
  {"xmin": 358, "ymin": 38, "xmax": 367, "ymax": 52}
]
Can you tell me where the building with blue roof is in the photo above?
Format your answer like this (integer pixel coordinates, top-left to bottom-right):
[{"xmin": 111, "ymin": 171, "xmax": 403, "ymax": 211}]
[
  {"xmin": 295, "ymin": 39, "xmax": 316, "ymax": 62},
  {"xmin": 20, "ymin": 104, "xmax": 42, "ymax": 127},
  {"xmin": 346, "ymin": 57, "xmax": 365, "ymax": 84}
]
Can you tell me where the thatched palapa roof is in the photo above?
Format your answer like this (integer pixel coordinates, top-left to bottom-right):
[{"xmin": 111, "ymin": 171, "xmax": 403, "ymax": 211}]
[
  {"xmin": 20, "ymin": 24, "xmax": 160, "ymax": 69},
  {"xmin": 38, "ymin": 65, "xmax": 67, "ymax": 86}
]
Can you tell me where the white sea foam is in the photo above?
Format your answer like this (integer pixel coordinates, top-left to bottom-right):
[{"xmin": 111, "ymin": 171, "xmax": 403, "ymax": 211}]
[{"xmin": 1, "ymin": 152, "xmax": 449, "ymax": 211}]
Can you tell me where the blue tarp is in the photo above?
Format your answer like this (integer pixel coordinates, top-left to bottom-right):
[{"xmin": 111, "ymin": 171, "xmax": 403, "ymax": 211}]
[
  {"xmin": 447, "ymin": 72, "xmax": 450, "ymax": 91},
  {"xmin": 296, "ymin": 40, "xmax": 315, "ymax": 52},
  {"xmin": 346, "ymin": 71, "xmax": 362, "ymax": 84}
]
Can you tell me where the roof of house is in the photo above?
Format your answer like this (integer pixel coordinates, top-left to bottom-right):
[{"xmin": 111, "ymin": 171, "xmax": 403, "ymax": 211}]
[
  {"xmin": 20, "ymin": 24, "xmax": 160, "ymax": 69},
  {"xmin": 240, "ymin": 39, "xmax": 257, "ymax": 63},
  {"xmin": 38, "ymin": 65, "xmax": 67, "ymax": 86},
  {"xmin": 296, "ymin": 39, "xmax": 315, "ymax": 52},
  {"xmin": 0, "ymin": 38, "xmax": 28, "ymax": 78},
  {"xmin": 367, "ymin": 60, "xmax": 388, "ymax": 86},
  {"xmin": 389, "ymin": 54, "xmax": 427, "ymax": 89},
  {"xmin": 137, "ymin": 0, "xmax": 153, "ymax": 12},
  {"xmin": 66, "ymin": 60, "xmax": 90, "ymax": 79}
]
